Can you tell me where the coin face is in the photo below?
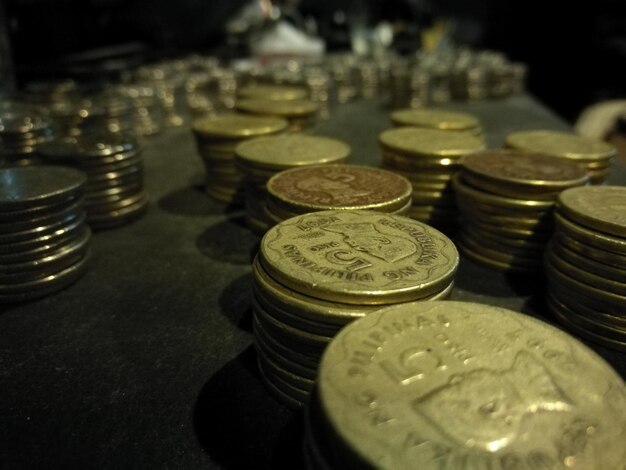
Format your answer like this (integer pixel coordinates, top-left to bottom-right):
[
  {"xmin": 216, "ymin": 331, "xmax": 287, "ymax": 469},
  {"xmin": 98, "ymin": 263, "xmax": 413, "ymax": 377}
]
[
  {"xmin": 379, "ymin": 128, "xmax": 485, "ymax": 158},
  {"xmin": 236, "ymin": 98, "xmax": 319, "ymax": 117},
  {"xmin": 390, "ymin": 108, "xmax": 480, "ymax": 131},
  {"xmin": 506, "ymin": 130, "xmax": 616, "ymax": 162},
  {"xmin": 317, "ymin": 301, "xmax": 626, "ymax": 469},
  {"xmin": 192, "ymin": 114, "xmax": 288, "ymax": 139},
  {"xmin": 268, "ymin": 165, "xmax": 412, "ymax": 212},
  {"xmin": 260, "ymin": 210, "xmax": 458, "ymax": 304},
  {"xmin": 558, "ymin": 186, "xmax": 626, "ymax": 238},
  {"xmin": 235, "ymin": 135, "xmax": 350, "ymax": 170}
]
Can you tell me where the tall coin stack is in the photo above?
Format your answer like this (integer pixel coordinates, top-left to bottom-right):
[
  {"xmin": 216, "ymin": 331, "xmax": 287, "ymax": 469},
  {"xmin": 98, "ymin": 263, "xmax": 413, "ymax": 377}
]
[
  {"xmin": 379, "ymin": 127, "xmax": 485, "ymax": 229},
  {"xmin": 307, "ymin": 301, "xmax": 626, "ymax": 469},
  {"xmin": 0, "ymin": 103, "xmax": 54, "ymax": 167},
  {"xmin": 234, "ymin": 135, "xmax": 350, "ymax": 234},
  {"xmin": 454, "ymin": 150, "xmax": 588, "ymax": 272},
  {"xmin": 265, "ymin": 164, "xmax": 413, "ymax": 225},
  {"xmin": 506, "ymin": 130, "xmax": 616, "ymax": 184},
  {"xmin": 38, "ymin": 134, "xmax": 148, "ymax": 229},
  {"xmin": 546, "ymin": 186, "xmax": 626, "ymax": 351},
  {"xmin": 117, "ymin": 85, "xmax": 163, "ymax": 137},
  {"xmin": 253, "ymin": 210, "xmax": 459, "ymax": 408},
  {"xmin": 192, "ymin": 115, "xmax": 288, "ymax": 204},
  {"xmin": 390, "ymin": 108, "xmax": 482, "ymax": 136},
  {"xmin": 0, "ymin": 166, "xmax": 91, "ymax": 303},
  {"xmin": 235, "ymin": 99, "xmax": 319, "ymax": 132}
]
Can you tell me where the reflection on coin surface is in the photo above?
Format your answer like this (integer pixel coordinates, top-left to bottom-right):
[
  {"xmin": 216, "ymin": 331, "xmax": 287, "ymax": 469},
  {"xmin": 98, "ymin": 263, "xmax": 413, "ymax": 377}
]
[
  {"xmin": 192, "ymin": 114, "xmax": 288, "ymax": 138},
  {"xmin": 390, "ymin": 108, "xmax": 480, "ymax": 131},
  {"xmin": 558, "ymin": 186, "xmax": 626, "ymax": 238},
  {"xmin": 318, "ymin": 301, "xmax": 626, "ymax": 469},
  {"xmin": 379, "ymin": 127, "xmax": 485, "ymax": 157}
]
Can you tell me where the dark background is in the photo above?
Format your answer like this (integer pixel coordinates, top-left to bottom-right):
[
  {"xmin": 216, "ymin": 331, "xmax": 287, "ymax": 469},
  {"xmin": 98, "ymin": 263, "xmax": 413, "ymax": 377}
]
[{"xmin": 2, "ymin": 0, "xmax": 626, "ymax": 121}]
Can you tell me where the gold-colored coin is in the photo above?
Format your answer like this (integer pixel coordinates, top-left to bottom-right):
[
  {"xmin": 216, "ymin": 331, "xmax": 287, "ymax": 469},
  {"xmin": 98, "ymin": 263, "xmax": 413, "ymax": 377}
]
[
  {"xmin": 236, "ymin": 98, "xmax": 319, "ymax": 118},
  {"xmin": 253, "ymin": 316, "xmax": 321, "ymax": 369},
  {"xmin": 253, "ymin": 327, "xmax": 318, "ymax": 380},
  {"xmin": 382, "ymin": 150, "xmax": 463, "ymax": 171},
  {"xmin": 459, "ymin": 172, "xmax": 561, "ymax": 201},
  {"xmin": 457, "ymin": 201, "xmax": 552, "ymax": 230},
  {"xmin": 379, "ymin": 127, "xmax": 485, "ymax": 158},
  {"xmin": 505, "ymin": 130, "xmax": 616, "ymax": 162},
  {"xmin": 317, "ymin": 301, "xmax": 626, "ymax": 470},
  {"xmin": 460, "ymin": 231, "xmax": 542, "ymax": 267},
  {"xmin": 547, "ymin": 290, "xmax": 626, "ymax": 328},
  {"xmin": 259, "ymin": 210, "xmax": 459, "ymax": 304},
  {"xmin": 557, "ymin": 186, "xmax": 626, "ymax": 238},
  {"xmin": 235, "ymin": 135, "xmax": 349, "ymax": 171},
  {"xmin": 382, "ymin": 164, "xmax": 454, "ymax": 183},
  {"xmin": 237, "ymin": 84, "xmax": 308, "ymax": 101},
  {"xmin": 550, "ymin": 238, "xmax": 626, "ymax": 283},
  {"xmin": 459, "ymin": 241, "xmax": 540, "ymax": 272},
  {"xmin": 256, "ymin": 357, "xmax": 306, "ymax": 409},
  {"xmin": 465, "ymin": 219, "xmax": 552, "ymax": 240},
  {"xmin": 554, "ymin": 211, "xmax": 626, "ymax": 255},
  {"xmin": 390, "ymin": 108, "xmax": 481, "ymax": 132},
  {"xmin": 462, "ymin": 226, "xmax": 546, "ymax": 257},
  {"xmin": 554, "ymin": 231, "xmax": 626, "ymax": 268},
  {"xmin": 192, "ymin": 114, "xmax": 288, "ymax": 139},
  {"xmin": 256, "ymin": 350, "xmax": 315, "ymax": 392}
]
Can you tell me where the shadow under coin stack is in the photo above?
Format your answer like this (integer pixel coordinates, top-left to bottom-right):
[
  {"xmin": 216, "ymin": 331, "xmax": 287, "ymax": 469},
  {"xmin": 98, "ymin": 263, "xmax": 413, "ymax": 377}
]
[
  {"xmin": 253, "ymin": 210, "xmax": 459, "ymax": 408},
  {"xmin": 0, "ymin": 166, "xmax": 91, "ymax": 303},
  {"xmin": 307, "ymin": 301, "xmax": 626, "ymax": 469},
  {"xmin": 235, "ymin": 99, "xmax": 319, "ymax": 132},
  {"xmin": 234, "ymin": 135, "xmax": 350, "ymax": 234},
  {"xmin": 192, "ymin": 115, "xmax": 288, "ymax": 205},
  {"xmin": 505, "ymin": 130, "xmax": 616, "ymax": 185},
  {"xmin": 546, "ymin": 186, "xmax": 626, "ymax": 351},
  {"xmin": 454, "ymin": 150, "xmax": 588, "ymax": 272},
  {"xmin": 0, "ymin": 103, "xmax": 54, "ymax": 167},
  {"xmin": 379, "ymin": 127, "xmax": 485, "ymax": 230},
  {"xmin": 390, "ymin": 108, "xmax": 482, "ymax": 136},
  {"xmin": 38, "ymin": 134, "xmax": 148, "ymax": 229},
  {"xmin": 266, "ymin": 164, "xmax": 413, "ymax": 226}
]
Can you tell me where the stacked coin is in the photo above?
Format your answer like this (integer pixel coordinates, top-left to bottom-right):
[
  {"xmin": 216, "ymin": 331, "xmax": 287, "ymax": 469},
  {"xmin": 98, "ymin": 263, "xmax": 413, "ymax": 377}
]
[
  {"xmin": 506, "ymin": 130, "xmax": 616, "ymax": 184},
  {"xmin": 0, "ymin": 166, "xmax": 91, "ymax": 302},
  {"xmin": 235, "ymin": 98, "xmax": 319, "ymax": 132},
  {"xmin": 237, "ymin": 84, "xmax": 309, "ymax": 101},
  {"xmin": 545, "ymin": 186, "xmax": 626, "ymax": 351},
  {"xmin": 390, "ymin": 108, "xmax": 482, "ymax": 135},
  {"xmin": 307, "ymin": 300, "xmax": 626, "ymax": 469},
  {"xmin": 87, "ymin": 90, "xmax": 135, "ymax": 135},
  {"xmin": 454, "ymin": 150, "xmax": 588, "ymax": 272},
  {"xmin": 192, "ymin": 114, "xmax": 288, "ymax": 204},
  {"xmin": 38, "ymin": 134, "xmax": 148, "ymax": 229},
  {"xmin": 234, "ymin": 135, "xmax": 350, "ymax": 234},
  {"xmin": 266, "ymin": 164, "xmax": 413, "ymax": 226},
  {"xmin": 254, "ymin": 210, "xmax": 459, "ymax": 408},
  {"xmin": 0, "ymin": 103, "xmax": 54, "ymax": 166},
  {"xmin": 117, "ymin": 85, "xmax": 163, "ymax": 137},
  {"xmin": 379, "ymin": 127, "xmax": 485, "ymax": 229}
]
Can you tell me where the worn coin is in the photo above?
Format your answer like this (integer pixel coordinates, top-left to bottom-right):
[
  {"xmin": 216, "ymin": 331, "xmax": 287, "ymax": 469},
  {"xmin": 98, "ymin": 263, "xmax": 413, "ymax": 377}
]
[
  {"xmin": 557, "ymin": 186, "xmax": 626, "ymax": 238},
  {"xmin": 379, "ymin": 127, "xmax": 485, "ymax": 158}
]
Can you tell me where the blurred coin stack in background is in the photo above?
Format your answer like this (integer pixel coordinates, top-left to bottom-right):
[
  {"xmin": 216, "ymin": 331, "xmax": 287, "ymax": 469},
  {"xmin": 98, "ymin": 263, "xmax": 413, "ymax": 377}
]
[
  {"xmin": 454, "ymin": 150, "xmax": 588, "ymax": 272},
  {"xmin": 546, "ymin": 186, "xmax": 626, "ymax": 351},
  {"xmin": 234, "ymin": 134, "xmax": 350, "ymax": 234},
  {"xmin": 116, "ymin": 84, "xmax": 163, "ymax": 137},
  {"xmin": 236, "ymin": 98, "xmax": 319, "ymax": 132},
  {"xmin": 253, "ymin": 210, "xmax": 459, "ymax": 408},
  {"xmin": 390, "ymin": 108, "xmax": 482, "ymax": 135},
  {"xmin": 39, "ymin": 134, "xmax": 148, "ymax": 229},
  {"xmin": 379, "ymin": 127, "xmax": 485, "ymax": 230},
  {"xmin": 87, "ymin": 89, "xmax": 136, "ymax": 135},
  {"xmin": 237, "ymin": 83, "xmax": 309, "ymax": 102},
  {"xmin": 506, "ymin": 130, "xmax": 616, "ymax": 184},
  {"xmin": 0, "ymin": 102, "xmax": 54, "ymax": 167},
  {"xmin": 192, "ymin": 115, "xmax": 288, "ymax": 205},
  {"xmin": 0, "ymin": 166, "xmax": 91, "ymax": 303},
  {"xmin": 307, "ymin": 301, "xmax": 626, "ymax": 469},
  {"xmin": 266, "ymin": 164, "xmax": 412, "ymax": 225}
]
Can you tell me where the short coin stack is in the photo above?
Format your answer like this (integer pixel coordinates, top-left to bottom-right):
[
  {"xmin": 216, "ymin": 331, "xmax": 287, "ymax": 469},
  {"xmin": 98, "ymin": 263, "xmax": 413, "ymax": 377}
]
[
  {"xmin": 254, "ymin": 210, "xmax": 459, "ymax": 408},
  {"xmin": 545, "ymin": 186, "xmax": 626, "ymax": 351},
  {"xmin": 266, "ymin": 164, "xmax": 413, "ymax": 225},
  {"xmin": 234, "ymin": 134, "xmax": 350, "ymax": 234},
  {"xmin": 454, "ymin": 150, "xmax": 588, "ymax": 272},
  {"xmin": 379, "ymin": 127, "xmax": 485, "ymax": 229},
  {"xmin": 192, "ymin": 114, "xmax": 288, "ymax": 204},
  {"xmin": 39, "ymin": 134, "xmax": 148, "ymax": 229},
  {"xmin": 0, "ymin": 103, "xmax": 54, "ymax": 167},
  {"xmin": 307, "ymin": 301, "xmax": 626, "ymax": 469},
  {"xmin": 0, "ymin": 166, "xmax": 91, "ymax": 303},
  {"xmin": 390, "ymin": 108, "xmax": 482, "ymax": 135},
  {"xmin": 506, "ymin": 130, "xmax": 616, "ymax": 184},
  {"xmin": 237, "ymin": 84, "xmax": 309, "ymax": 101},
  {"xmin": 235, "ymin": 98, "xmax": 319, "ymax": 132}
]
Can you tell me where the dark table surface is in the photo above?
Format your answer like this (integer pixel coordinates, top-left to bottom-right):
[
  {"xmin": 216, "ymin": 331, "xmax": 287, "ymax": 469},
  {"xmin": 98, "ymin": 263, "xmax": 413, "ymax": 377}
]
[{"xmin": 2, "ymin": 95, "xmax": 625, "ymax": 469}]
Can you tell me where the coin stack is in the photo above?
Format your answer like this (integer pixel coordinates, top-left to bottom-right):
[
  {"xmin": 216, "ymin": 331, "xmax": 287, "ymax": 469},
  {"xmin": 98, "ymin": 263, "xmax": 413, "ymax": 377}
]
[
  {"xmin": 307, "ymin": 300, "xmax": 626, "ymax": 469},
  {"xmin": 390, "ymin": 108, "xmax": 482, "ymax": 136},
  {"xmin": 237, "ymin": 84, "xmax": 309, "ymax": 101},
  {"xmin": 192, "ymin": 115, "xmax": 288, "ymax": 204},
  {"xmin": 0, "ymin": 103, "xmax": 54, "ymax": 167},
  {"xmin": 266, "ymin": 164, "xmax": 413, "ymax": 227},
  {"xmin": 454, "ymin": 150, "xmax": 588, "ymax": 272},
  {"xmin": 545, "ymin": 186, "xmax": 626, "ymax": 351},
  {"xmin": 38, "ymin": 134, "xmax": 148, "ymax": 229},
  {"xmin": 117, "ymin": 85, "xmax": 163, "ymax": 137},
  {"xmin": 87, "ymin": 89, "xmax": 135, "ymax": 135},
  {"xmin": 379, "ymin": 127, "xmax": 485, "ymax": 229},
  {"xmin": 0, "ymin": 166, "xmax": 91, "ymax": 303},
  {"xmin": 506, "ymin": 130, "xmax": 616, "ymax": 184},
  {"xmin": 235, "ymin": 98, "xmax": 319, "ymax": 132},
  {"xmin": 254, "ymin": 210, "xmax": 459, "ymax": 408},
  {"xmin": 234, "ymin": 135, "xmax": 350, "ymax": 234}
]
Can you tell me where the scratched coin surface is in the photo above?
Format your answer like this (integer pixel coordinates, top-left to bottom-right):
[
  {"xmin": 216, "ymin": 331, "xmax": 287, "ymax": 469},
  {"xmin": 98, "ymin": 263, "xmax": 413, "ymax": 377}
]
[
  {"xmin": 379, "ymin": 127, "xmax": 485, "ymax": 158},
  {"xmin": 505, "ymin": 130, "xmax": 616, "ymax": 162},
  {"xmin": 191, "ymin": 114, "xmax": 288, "ymax": 139},
  {"xmin": 390, "ymin": 108, "xmax": 481, "ymax": 132},
  {"xmin": 558, "ymin": 186, "xmax": 626, "ymax": 238},
  {"xmin": 267, "ymin": 164, "xmax": 412, "ymax": 213},
  {"xmin": 259, "ymin": 210, "xmax": 458, "ymax": 304},
  {"xmin": 317, "ymin": 301, "xmax": 626, "ymax": 470}
]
